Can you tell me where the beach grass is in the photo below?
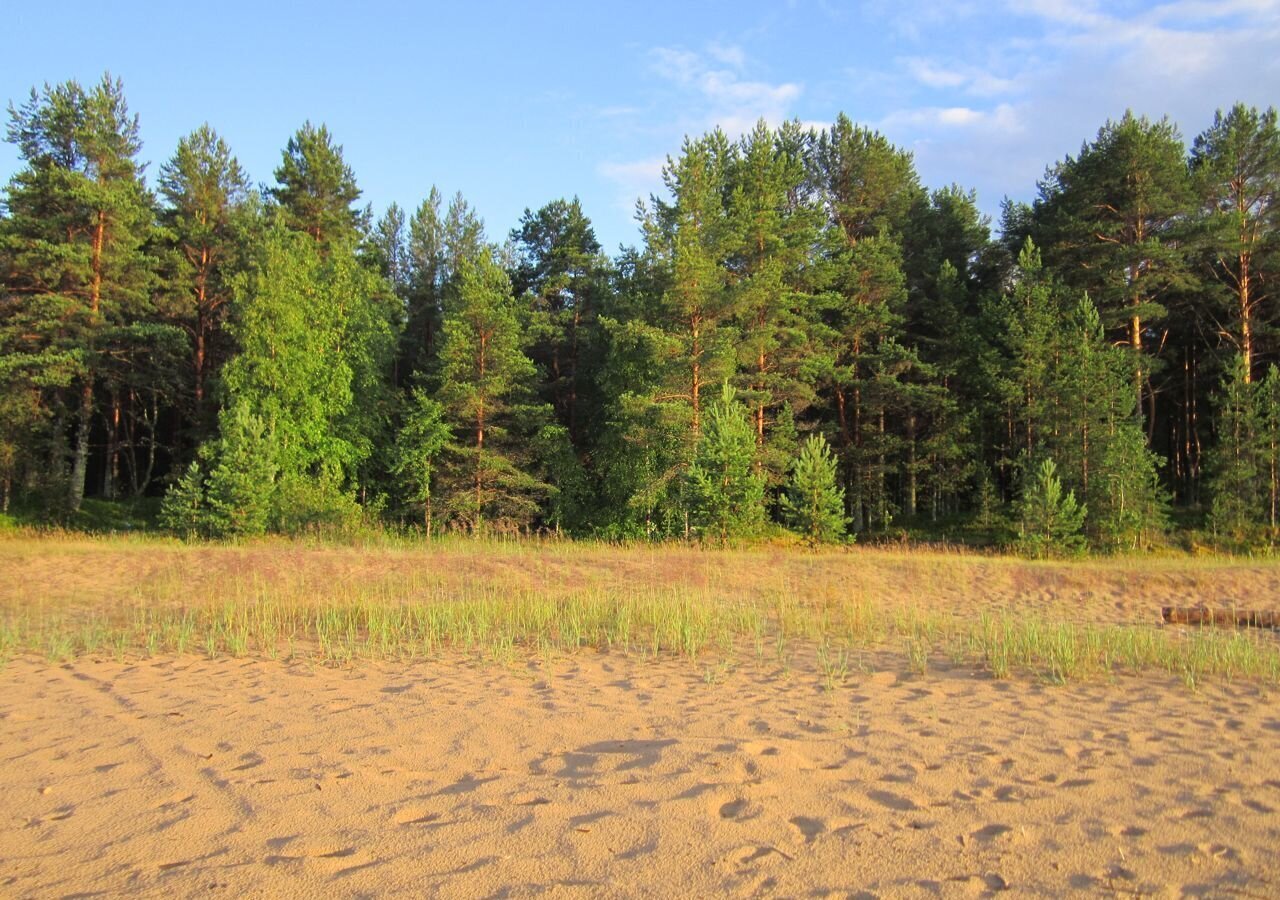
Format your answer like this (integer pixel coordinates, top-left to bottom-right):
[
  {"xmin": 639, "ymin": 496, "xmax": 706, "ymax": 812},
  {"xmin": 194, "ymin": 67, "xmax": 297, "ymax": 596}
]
[{"xmin": 2, "ymin": 533, "xmax": 1278, "ymax": 686}]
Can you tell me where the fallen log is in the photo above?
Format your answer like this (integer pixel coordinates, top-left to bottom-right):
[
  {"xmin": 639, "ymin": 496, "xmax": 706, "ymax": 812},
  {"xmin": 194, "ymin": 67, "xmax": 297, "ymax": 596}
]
[{"xmin": 1162, "ymin": 607, "xmax": 1280, "ymax": 629}]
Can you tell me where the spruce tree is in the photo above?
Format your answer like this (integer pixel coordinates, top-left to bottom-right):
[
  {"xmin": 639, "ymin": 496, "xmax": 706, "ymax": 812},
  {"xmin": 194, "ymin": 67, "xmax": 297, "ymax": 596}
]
[
  {"xmin": 1206, "ymin": 355, "xmax": 1263, "ymax": 543},
  {"xmin": 158, "ymin": 459, "xmax": 206, "ymax": 538},
  {"xmin": 203, "ymin": 403, "xmax": 277, "ymax": 537},
  {"xmin": 687, "ymin": 383, "xmax": 766, "ymax": 541},
  {"xmin": 781, "ymin": 434, "xmax": 848, "ymax": 543},
  {"xmin": 391, "ymin": 387, "xmax": 451, "ymax": 534},
  {"xmin": 1016, "ymin": 458, "xmax": 1087, "ymax": 558}
]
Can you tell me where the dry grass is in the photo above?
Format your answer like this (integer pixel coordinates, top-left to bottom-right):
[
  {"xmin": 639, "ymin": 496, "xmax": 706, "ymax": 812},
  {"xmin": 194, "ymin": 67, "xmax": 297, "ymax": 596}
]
[{"xmin": 2, "ymin": 534, "xmax": 1279, "ymax": 687}]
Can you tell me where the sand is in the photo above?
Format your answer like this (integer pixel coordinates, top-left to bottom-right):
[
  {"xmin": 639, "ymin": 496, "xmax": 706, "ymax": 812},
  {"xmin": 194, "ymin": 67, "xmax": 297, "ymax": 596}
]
[{"xmin": 3, "ymin": 651, "xmax": 1278, "ymax": 898}]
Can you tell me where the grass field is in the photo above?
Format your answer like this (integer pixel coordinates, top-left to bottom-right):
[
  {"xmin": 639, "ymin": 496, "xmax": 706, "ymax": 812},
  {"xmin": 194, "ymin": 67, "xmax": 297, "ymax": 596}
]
[{"xmin": 2, "ymin": 533, "xmax": 1279, "ymax": 687}]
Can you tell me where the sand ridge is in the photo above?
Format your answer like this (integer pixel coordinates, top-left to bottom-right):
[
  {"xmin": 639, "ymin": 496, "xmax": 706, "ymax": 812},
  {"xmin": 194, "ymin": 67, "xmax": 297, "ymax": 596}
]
[{"xmin": 2, "ymin": 652, "xmax": 1278, "ymax": 897}]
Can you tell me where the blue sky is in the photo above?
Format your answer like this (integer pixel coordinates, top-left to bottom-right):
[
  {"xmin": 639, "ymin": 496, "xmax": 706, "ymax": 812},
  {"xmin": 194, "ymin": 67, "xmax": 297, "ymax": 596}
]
[{"xmin": 2, "ymin": 1, "xmax": 1277, "ymax": 251}]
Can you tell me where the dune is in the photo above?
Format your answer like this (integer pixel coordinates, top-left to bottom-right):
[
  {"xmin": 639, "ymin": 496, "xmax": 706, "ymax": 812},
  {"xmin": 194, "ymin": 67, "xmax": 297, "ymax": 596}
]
[{"xmin": 2, "ymin": 650, "xmax": 1278, "ymax": 897}]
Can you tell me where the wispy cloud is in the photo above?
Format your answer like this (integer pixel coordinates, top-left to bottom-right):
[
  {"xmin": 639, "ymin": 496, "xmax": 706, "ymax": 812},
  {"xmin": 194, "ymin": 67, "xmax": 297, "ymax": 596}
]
[
  {"xmin": 596, "ymin": 157, "xmax": 667, "ymax": 219},
  {"xmin": 596, "ymin": 43, "xmax": 807, "ymax": 226},
  {"xmin": 647, "ymin": 43, "xmax": 803, "ymax": 134},
  {"xmin": 900, "ymin": 57, "xmax": 1019, "ymax": 96},
  {"xmin": 880, "ymin": 103, "xmax": 1023, "ymax": 133}
]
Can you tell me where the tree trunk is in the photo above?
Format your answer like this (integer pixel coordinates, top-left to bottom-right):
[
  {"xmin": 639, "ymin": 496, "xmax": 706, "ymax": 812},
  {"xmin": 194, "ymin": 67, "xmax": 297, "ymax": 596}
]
[
  {"xmin": 69, "ymin": 209, "xmax": 108, "ymax": 513},
  {"xmin": 877, "ymin": 408, "xmax": 887, "ymax": 530},
  {"xmin": 906, "ymin": 413, "xmax": 917, "ymax": 519},
  {"xmin": 68, "ymin": 382, "xmax": 92, "ymax": 513},
  {"xmin": 474, "ymin": 334, "xmax": 487, "ymax": 535},
  {"xmin": 1240, "ymin": 248, "xmax": 1253, "ymax": 383},
  {"xmin": 690, "ymin": 314, "xmax": 703, "ymax": 436},
  {"xmin": 103, "ymin": 389, "xmax": 121, "ymax": 500}
]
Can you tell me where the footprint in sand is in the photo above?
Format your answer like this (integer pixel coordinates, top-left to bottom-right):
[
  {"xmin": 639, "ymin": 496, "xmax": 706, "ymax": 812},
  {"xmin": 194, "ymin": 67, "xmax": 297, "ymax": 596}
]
[
  {"xmin": 726, "ymin": 844, "xmax": 793, "ymax": 869},
  {"xmin": 1057, "ymin": 778, "xmax": 1094, "ymax": 789},
  {"xmin": 866, "ymin": 789, "xmax": 918, "ymax": 812},
  {"xmin": 970, "ymin": 824, "xmax": 1013, "ymax": 843},
  {"xmin": 512, "ymin": 791, "xmax": 551, "ymax": 806},
  {"xmin": 392, "ymin": 807, "xmax": 442, "ymax": 826},
  {"xmin": 152, "ymin": 792, "xmax": 195, "ymax": 810},
  {"xmin": 788, "ymin": 816, "xmax": 825, "ymax": 843}
]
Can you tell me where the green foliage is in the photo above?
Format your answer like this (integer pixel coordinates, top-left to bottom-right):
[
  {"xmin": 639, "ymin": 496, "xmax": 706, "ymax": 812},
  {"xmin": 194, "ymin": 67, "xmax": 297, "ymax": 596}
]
[
  {"xmin": 6, "ymin": 83, "xmax": 1280, "ymax": 552},
  {"xmin": 1207, "ymin": 355, "xmax": 1264, "ymax": 544},
  {"xmin": 203, "ymin": 404, "xmax": 277, "ymax": 538},
  {"xmin": 687, "ymin": 383, "xmax": 766, "ymax": 541},
  {"xmin": 1, "ymin": 73, "xmax": 158, "ymax": 512},
  {"xmin": 269, "ymin": 121, "xmax": 365, "ymax": 245},
  {"xmin": 434, "ymin": 253, "xmax": 550, "ymax": 533},
  {"xmin": 391, "ymin": 387, "xmax": 451, "ymax": 533},
  {"xmin": 1093, "ymin": 422, "xmax": 1168, "ymax": 551},
  {"xmin": 1016, "ymin": 458, "xmax": 1087, "ymax": 558},
  {"xmin": 532, "ymin": 423, "xmax": 587, "ymax": 534},
  {"xmin": 1035, "ymin": 111, "xmax": 1193, "ymax": 341},
  {"xmin": 1189, "ymin": 104, "xmax": 1280, "ymax": 382},
  {"xmin": 781, "ymin": 434, "xmax": 849, "ymax": 543},
  {"xmin": 271, "ymin": 472, "xmax": 364, "ymax": 537},
  {"xmin": 222, "ymin": 226, "xmax": 395, "ymax": 486},
  {"xmin": 157, "ymin": 124, "xmax": 255, "ymax": 435},
  {"xmin": 159, "ymin": 460, "xmax": 207, "ymax": 538}
]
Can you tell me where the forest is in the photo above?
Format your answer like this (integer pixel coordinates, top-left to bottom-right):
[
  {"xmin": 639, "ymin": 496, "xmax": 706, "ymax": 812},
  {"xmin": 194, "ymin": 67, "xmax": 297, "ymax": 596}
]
[{"xmin": 0, "ymin": 73, "xmax": 1277, "ymax": 553}]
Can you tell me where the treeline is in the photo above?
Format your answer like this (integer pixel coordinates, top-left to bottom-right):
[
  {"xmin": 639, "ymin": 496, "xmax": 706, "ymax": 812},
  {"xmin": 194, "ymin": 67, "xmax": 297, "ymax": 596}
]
[{"xmin": 2, "ymin": 74, "xmax": 1278, "ymax": 552}]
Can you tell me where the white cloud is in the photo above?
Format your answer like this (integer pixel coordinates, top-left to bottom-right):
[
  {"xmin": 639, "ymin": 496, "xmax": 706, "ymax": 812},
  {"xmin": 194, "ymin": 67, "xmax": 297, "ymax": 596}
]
[
  {"xmin": 646, "ymin": 44, "xmax": 804, "ymax": 135},
  {"xmin": 880, "ymin": 103, "xmax": 1023, "ymax": 133},
  {"xmin": 596, "ymin": 157, "xmax": 668, "ymax": 216},
  {"xmin": 901, "ymin": 57, "xmax": 1020, "ymax": 96},
  {"xmin": 706, "ymin": 41, "xmax": 747, "ymax": 70},
  {"xmin": 597, "ymin": 157, "xmax": 666, "ymax": 184},
  {"xmin": 649, "ymin": 47, "xmax": 704, "ymax": 85}
]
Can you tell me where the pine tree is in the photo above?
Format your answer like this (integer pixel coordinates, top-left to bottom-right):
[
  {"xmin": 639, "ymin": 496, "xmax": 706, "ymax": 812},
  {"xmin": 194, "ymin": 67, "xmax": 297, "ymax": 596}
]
[
  {"xmin": 808, "ymin": 117, "xmax": 923, "ymax": 532},
  {"xmin": 434, "ymin": 252, "xmax": 549, "ymax": 533},
  {"xmin": 269, "ymin": 122, "xmax": 365, "ymax": 246},
  {"xmin": 1189, "ymin": 104, "xmax": 1280, "ymax": 384},
  {"xmin": 1, "ymin": 74, "xmax": 157, "ymax": 512},
  {"xmin": 1034, "ymin": 112, "xmax": 1193, "ymax": 423},
  {"xmin": 726, "ymin": 120, "xmax": 822, "ymax": 487},
  {"xmin": 1061, "ymin": 298, "xmax": 1168, "ymax": 549},
  {"xmin": 370, "ymin": 203, "xmax": 409, "ymax": 296},
  {"xmin": 781, "ymin": 434, "xmax": 848, "ymax": 543},
  {"xmin": 157, "ymin": 124, "xmax": 254, "ymax": 432},
  {"xmin": 646, "ymin": 131, "xmax": 736, "ymax": 436},
  {"xmin": 510, "ymin": 197, "xmax": 611, "ymax": 446}
]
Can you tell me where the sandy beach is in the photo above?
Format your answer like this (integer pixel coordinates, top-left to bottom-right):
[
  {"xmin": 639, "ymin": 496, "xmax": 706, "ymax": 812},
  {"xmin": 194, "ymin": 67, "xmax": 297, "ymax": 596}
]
[{"xmin": 3, "ymin": 649, "xmax": 1278, "ymax": 898}]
